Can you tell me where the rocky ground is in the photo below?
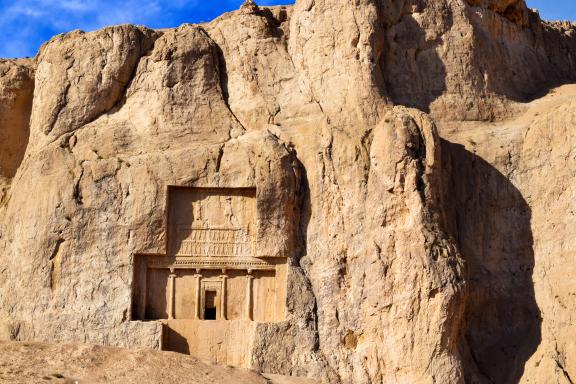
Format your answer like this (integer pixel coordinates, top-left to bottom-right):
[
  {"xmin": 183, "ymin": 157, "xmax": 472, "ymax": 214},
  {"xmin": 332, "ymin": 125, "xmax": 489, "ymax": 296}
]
[{"xmin": 0, "ymin": 341, "xmax": 316, "ymax": 384}]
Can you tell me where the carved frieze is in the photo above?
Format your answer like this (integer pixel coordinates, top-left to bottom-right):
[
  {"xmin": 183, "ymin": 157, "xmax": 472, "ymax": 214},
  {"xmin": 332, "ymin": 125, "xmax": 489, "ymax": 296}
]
[{"xmin": 175, "ymin": 226, "xmax": 255, "ymax": 257}]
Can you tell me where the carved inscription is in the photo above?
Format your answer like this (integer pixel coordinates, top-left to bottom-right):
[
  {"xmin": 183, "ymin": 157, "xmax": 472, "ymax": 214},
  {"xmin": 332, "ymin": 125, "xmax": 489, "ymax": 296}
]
[{"xmin": 177, "ymin": 227, "xmax": 254, "ymax": 257}]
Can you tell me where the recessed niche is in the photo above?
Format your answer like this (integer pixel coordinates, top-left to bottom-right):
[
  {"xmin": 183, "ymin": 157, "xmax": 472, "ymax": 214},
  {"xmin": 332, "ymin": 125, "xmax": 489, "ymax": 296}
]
[{"xmin": 132, "ymin": 187, "xmax": 287, "ymax": 327}]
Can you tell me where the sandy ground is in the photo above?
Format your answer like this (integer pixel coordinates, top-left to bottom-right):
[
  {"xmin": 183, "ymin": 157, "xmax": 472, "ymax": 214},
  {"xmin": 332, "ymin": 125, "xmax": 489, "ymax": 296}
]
[{"xmin": 0, "ymin": 341, "xmax": 317, "ymax": 384}]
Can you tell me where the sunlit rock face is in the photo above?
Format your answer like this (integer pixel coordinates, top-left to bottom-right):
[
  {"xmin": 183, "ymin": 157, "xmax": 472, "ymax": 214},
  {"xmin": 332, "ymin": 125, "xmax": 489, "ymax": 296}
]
[{"xmin": 0, "ymin": 0, "xmax": 575, "ymax": 383}]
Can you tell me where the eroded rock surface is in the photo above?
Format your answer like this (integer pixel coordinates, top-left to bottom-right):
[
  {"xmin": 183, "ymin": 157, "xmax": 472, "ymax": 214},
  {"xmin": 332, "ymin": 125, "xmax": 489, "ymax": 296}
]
[
  {"xmin": 382, "ymin": 0, "xmax": 576, "ymax": 120},
  {"xmin": 30, "ymin": 26, "xmax": 158, "ymax": 142},
  {"xmin": 440, "ymin": 84, "xmax": 576, "ymax": 384},
  {"xmin": 0, "ymin": 0, "xmax": 575, "ymax": 383},
  {"xmin": 0, "ymin": 58, "xmax": 34, "ymax": 203}
]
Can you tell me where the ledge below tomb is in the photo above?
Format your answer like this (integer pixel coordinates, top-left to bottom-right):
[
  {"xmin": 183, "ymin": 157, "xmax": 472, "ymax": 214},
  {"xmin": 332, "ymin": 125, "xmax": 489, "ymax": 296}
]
[{"xmin": 160, "ymin": 319, "xmax": 257, "ymax": 367}]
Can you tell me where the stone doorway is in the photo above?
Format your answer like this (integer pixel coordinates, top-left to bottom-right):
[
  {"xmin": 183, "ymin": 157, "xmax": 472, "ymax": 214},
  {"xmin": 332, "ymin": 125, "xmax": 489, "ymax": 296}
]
[
  {"xmin": 204, "ymin": 291, "xmax": 217, "ymax": 320},
  {"xmin": 200, "ymin": 280, "xmax": 222, "ymax": 320}
]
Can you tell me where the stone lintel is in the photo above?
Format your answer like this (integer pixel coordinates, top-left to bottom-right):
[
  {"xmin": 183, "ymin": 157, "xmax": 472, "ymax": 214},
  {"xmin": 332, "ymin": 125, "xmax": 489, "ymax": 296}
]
[{"xmin": 136, "ymin": 253, "xmax": 278, "ymax": 271}]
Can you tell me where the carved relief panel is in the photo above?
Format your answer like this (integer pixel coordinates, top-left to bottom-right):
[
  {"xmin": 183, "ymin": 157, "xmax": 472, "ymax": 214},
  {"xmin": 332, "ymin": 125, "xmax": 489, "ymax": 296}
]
[{"xmin": 168, "ymin": 187, "xmax": 256, "ymax": 258}]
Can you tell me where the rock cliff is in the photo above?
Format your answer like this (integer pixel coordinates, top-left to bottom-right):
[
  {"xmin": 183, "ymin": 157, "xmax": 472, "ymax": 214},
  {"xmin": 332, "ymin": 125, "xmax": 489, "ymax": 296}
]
[{"xmin": 0, "ymin": 0, "xmax": 575, "ymax": 383}]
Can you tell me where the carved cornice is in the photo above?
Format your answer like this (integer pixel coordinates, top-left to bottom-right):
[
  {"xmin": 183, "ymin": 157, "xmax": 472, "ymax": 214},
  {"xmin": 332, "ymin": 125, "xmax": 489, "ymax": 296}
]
[{"xmin": 137, "ymin": 254, "xmax": 277, "ymax": 271}]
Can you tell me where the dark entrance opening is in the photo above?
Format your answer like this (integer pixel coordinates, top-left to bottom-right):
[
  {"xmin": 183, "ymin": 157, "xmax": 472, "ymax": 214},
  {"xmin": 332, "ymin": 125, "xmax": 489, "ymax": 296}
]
[{"xmin": 204, "ymin": 290, "xmax": 217, "ymax": 320}]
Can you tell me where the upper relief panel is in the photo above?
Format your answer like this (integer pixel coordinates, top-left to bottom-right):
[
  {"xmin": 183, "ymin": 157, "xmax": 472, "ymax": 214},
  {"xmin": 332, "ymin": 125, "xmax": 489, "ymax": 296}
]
[{"xmin": 169, "ymin": 187, "xmax": 257, "ymax": 258}]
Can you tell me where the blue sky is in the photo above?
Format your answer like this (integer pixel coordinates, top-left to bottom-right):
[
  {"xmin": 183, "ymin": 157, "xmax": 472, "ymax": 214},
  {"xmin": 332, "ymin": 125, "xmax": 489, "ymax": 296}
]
[{"xmin": 0, "ymin": 0, "xmax": 573, "ymax": 58}]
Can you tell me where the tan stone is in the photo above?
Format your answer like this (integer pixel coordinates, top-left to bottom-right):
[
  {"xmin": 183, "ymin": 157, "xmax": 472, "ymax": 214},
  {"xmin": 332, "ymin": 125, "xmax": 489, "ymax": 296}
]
[
  {"xmin": 439, "ymin": 84, "xmax": 576, "ymax": 384},
  {"xmin": 0, "ymin": 0, "xmax": 575, "ymax": 383},
  {"xmin": 381, "ymin": 0, "xmax": 576, "ymax": 121},
  {"xmin": 29, "ymin": 26, "xmax": 158, "ymax": 144},
  {"xmin": 466, "ymin": 0, "xmax": 531, "ymax": 26},
  {"xmin": 240, "ymin": 0, "xmax": 260, "ymax": 15},
  {"xmin": 0, "ymin": 58, "xmax": 34, "ymax": 204}
]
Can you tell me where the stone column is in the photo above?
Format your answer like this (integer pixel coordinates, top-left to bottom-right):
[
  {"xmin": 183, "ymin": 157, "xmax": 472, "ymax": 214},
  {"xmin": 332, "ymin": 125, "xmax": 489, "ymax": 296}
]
[
  {"xmin": 138, "ymin": 260, "xmax": 147, "ymax": 320},
  {"xmin": 245, "ymin": 270, "xmax": 254, "ymax": 320},
  {"xmin": 168, "ymin": 268, "xmax": 176, "ymax": 320},
  {"xmin": 221, "ymin": 269, "xmax": 228, "ymax": 320},
  {"xmin": 194, "ymin": 269, "xmax": 201, "ymax": 320}
]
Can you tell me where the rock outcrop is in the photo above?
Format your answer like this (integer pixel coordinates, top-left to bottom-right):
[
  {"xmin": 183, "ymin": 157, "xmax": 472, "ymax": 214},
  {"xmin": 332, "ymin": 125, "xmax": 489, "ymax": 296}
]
[
  {"xmin": 0, "ymin": 58, "xmax": 34, "ymax": 203},
  {"xmin": 440, "ymin": 84, "xmax": 576, "ymax": 383},
  {"xmin": 466, "ymin": 0, "xmax": 531, "ymax": 26},
  {"xmin": 382, "ymin": 0, "xmax": 576, "ymax": 121},
  {"xmin": 0, "ymin": 0, "xmax": 575, "ymax": 383}
]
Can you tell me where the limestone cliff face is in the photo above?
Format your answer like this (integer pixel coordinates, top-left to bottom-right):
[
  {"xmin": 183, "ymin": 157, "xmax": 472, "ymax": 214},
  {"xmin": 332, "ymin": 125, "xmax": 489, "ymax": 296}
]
[
  {"xmin": 0, "ymin": 59, "xmax": 34, "ymax": 203},
  {"xmin": 0, "ymin": 0, "xmax": 575, "ymax": 383},
  {"xmin": 440, "ymin": 85, "xmax": 576, "ymax": 383},
  {"xmin": 381, "ymin": 0, "xmax": 576, "ymax": 121}
]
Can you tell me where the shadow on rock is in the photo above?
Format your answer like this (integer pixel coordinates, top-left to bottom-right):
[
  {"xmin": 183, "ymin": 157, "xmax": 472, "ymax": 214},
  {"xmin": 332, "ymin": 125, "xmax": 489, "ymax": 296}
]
[
  {"xmin": 161, "ymin": 325, "xmax": 190, "ymax": 355},
  {"xmin": 442, "ymin": 139, "xmax": 541, "ymax": 384}
]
